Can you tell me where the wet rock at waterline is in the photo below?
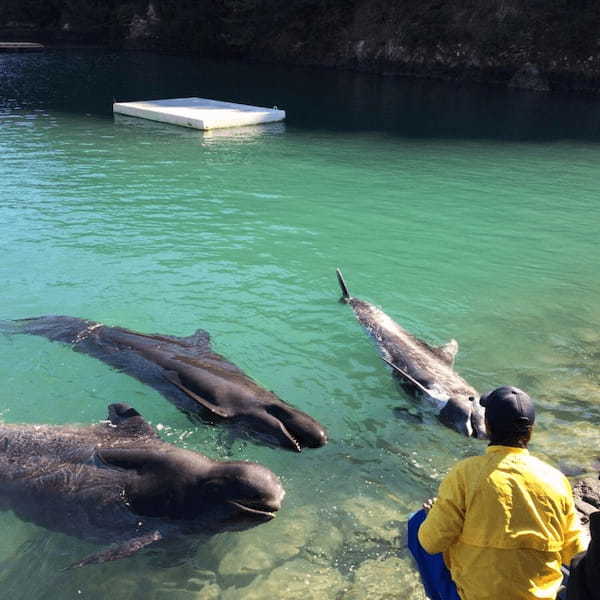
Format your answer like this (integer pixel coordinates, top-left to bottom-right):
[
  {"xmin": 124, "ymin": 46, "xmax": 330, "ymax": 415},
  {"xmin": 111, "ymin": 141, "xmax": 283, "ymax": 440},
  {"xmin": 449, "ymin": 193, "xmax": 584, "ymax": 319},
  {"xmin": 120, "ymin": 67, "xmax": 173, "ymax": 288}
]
[
  {"xmin": 340, "ymin": 495, "xmax": 409, "ymax": 546},
  {"xmin": 220, "ymin": 559, "xmax": 346, "ymax": 600},
  {"xmin": 215, "ymin": 505, "xmax": 342, "ymax": 576},
  {"xmin": 345, "ymin": 556, "xmax": 427, "ymax": 600},
  {"xmin": 508, "ymin": 63, "xmax": 550, "ymax": 92},
  {"xmin": 152, "ymin": 584, "xmax": 222, "ymax": 600},
  {"xmin": 573, "ymin": 477, "xmax": 600, "ymax": 531}
]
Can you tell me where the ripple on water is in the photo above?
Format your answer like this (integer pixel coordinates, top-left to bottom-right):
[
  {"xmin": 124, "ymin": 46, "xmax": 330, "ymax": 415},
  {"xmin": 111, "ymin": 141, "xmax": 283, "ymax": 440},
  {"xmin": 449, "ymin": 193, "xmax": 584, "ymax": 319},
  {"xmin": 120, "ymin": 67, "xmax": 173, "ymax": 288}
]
[{"xmin": 2, "ymin": 49, "xmax": 600, "ymax": 600}]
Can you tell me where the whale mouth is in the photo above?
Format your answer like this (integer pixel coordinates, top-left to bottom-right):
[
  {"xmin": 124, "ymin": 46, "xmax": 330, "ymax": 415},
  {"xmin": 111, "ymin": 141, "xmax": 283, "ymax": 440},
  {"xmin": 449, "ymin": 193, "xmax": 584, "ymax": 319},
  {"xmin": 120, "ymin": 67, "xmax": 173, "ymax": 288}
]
[
  {"xmin": 228, "ymin": 500, "xmax": 279, "ymax": 520},
  {"xmin": 469, "ymin": 404, "xmax": 487, "ymax": 439},
  {"xmin": 261, "ymin": 407, "xmax": 304, "ymax": 452},
  {"xmin": 264, "ymin": 405, "xmax": 327, "ymax": 452},
  {"xmin": 278, "ymin": 422, "xmax": 302, "ymax": 453}
]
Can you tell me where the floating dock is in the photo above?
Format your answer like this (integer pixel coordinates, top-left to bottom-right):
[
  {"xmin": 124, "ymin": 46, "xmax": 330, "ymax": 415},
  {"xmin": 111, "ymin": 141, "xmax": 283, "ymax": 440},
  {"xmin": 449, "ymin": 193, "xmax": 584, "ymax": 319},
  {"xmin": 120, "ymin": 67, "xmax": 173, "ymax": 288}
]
[
  {"xmin": 112, "ymin": 97, "xmax": 285, "ymax": 131},
  {"xmin": 0, "ymin": 42, "xmax": 45, "ymax": 52}
]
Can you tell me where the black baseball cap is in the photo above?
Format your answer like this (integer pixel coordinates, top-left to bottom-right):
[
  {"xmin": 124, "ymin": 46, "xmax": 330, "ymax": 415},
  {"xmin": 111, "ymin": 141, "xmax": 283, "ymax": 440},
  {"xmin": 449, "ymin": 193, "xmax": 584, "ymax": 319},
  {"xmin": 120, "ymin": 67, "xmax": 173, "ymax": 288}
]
[{"xmin": 480, "ymin": 386, "xmax": 535, "ymax": 432}]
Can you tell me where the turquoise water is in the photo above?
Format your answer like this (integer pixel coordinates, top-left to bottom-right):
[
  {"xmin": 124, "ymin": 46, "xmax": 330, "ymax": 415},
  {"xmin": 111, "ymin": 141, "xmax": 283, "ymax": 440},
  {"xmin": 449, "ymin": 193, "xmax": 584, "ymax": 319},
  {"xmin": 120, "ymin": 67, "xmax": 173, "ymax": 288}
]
[{"xmin": 1, "ymin": 50, "xmax": 599, "ymax": 599}]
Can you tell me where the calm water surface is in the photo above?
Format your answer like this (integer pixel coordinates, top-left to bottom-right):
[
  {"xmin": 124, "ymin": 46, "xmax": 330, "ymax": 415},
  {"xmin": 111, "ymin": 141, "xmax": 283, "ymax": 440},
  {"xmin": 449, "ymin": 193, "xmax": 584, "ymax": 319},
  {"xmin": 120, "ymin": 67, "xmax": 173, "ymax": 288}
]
[{"xmin": 1, "ymin": 50, "xmax": 599, "ymax": 599}]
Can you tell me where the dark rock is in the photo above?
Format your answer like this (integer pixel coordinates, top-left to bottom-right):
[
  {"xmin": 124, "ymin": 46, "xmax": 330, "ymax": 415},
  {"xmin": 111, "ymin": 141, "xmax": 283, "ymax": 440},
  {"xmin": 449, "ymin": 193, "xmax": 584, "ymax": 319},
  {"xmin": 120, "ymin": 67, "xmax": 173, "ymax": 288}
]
[
  {"xmin": 508, "ymin": 63, "xmax": 550, "ymax": 91},
  {"xmin": 573, "ymin": 478, "xmax": 600, "ymax": 510},
  {"xmin": 3, "ymin": 1, "xmax": 600, "ymax": 93},
  {"xmin": 573, "ymin": 477, "xmax": 600, "ymax": 529},
  {"xmin": 560, "ymin": 463, "xmax": 588, "ymax": 478}
]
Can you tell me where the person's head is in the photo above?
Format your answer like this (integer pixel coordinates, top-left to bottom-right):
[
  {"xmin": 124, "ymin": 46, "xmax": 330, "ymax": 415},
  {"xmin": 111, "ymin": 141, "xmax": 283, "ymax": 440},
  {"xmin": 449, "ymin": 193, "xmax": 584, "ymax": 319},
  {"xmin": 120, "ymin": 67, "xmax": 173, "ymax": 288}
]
[{"xmin": 480, "ymin": 386, "xmax": 535, "ymax": 448}]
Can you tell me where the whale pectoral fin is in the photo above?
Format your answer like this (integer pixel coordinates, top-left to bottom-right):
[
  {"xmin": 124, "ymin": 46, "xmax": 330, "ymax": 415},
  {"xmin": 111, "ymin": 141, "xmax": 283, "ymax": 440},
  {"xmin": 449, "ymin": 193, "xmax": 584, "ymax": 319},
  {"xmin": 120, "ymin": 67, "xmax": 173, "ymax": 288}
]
[
  {"xmin": 435, "ymin": 339, "xmax": 459, "ymax": 366},
  {"xmin": 66, "ymin": 530, "xmax": 163, "ymax": 569},
  {"xmin": 95, "ymin": 447, "xmax": 166, "ymax": 471},
  {"xmin": 163, "ymin": 370, "xmax": 232, "ymax": 419}
]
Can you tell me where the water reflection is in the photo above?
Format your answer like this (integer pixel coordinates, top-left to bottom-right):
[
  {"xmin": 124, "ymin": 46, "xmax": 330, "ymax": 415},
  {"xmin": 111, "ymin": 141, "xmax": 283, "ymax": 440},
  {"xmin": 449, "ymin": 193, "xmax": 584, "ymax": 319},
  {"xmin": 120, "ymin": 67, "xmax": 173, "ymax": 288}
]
[{"xmin": 2, "ymin": 49, "xmax": 600, "ymax": 140}]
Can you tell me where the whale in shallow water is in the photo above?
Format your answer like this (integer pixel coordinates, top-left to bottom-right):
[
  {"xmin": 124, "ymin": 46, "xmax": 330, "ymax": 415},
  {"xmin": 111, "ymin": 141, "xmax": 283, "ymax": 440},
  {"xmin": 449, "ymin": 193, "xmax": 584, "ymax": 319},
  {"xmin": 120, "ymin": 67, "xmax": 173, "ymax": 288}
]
[
  {"xmin": 0, "ymin": 403, "xmax": 285, "ymax": 568},
  {"xmin": 336, "ymin": 269, "xmax": 486, "ymax": 439},
  {"xmin": 5, "ymin": 315, "xmax": 327, "ymax": 452}
]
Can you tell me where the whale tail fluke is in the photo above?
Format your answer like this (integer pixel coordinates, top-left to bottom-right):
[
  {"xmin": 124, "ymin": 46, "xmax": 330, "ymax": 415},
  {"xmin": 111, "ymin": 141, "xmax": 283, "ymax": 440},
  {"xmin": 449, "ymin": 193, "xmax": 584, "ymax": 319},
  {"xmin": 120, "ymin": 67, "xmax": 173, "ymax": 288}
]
[
  {"xmin": 336, "ymin": 268, "xmax": 351, "ymax": 303},
  {"xmin": 0, "ymin": 319, "xmax": 25, "ymax": 339},
  {"xmin": 2, "ymin": 315, "xmax": 96, "ymax": 344}
]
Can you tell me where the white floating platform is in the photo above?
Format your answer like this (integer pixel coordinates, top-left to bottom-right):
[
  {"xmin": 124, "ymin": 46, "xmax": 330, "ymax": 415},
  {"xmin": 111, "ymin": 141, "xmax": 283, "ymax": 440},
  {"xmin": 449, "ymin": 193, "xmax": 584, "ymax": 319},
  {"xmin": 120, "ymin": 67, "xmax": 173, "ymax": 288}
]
[
  {"xmin": 112, "ymin": 97, "xmax": 285, "ymax": 131},
  {"xmin": 0, "ymin": 42, "xmax": 45, "ymax": 52}
]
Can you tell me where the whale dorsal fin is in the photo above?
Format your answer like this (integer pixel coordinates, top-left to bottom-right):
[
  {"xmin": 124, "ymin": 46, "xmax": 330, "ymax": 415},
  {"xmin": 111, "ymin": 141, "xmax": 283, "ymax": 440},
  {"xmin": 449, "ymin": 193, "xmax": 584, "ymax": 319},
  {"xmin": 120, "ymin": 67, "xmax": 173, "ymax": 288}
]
[
  {"xmin": 182, "ymin": 329, "xmax": 211, "ymax": 349},
  {"xmin": 137, "ymin": 329, "xmax": 211, "ymax": 351},
  {"xmin": 95, "ymin": 447, "xmax": 168, "ymax": 472},
  {"xmin": 106, "ymin": 403, "xmax": 157, "ymax": 438},
  {"xmin": 163, "ymin": 370, "xmax": 232, "ymax": 418},
  {"xmin": 433, "ymin": 339, "xmax": 459, "ymax": 366}
]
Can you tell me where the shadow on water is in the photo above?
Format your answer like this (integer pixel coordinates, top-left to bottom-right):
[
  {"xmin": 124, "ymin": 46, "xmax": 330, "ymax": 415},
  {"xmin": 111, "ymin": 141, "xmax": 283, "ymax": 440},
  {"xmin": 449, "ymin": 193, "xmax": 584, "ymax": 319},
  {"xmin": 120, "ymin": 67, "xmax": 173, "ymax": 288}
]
[{"xmin": 2, "ymin": 48, "xmax": 600, "ymax": 141}]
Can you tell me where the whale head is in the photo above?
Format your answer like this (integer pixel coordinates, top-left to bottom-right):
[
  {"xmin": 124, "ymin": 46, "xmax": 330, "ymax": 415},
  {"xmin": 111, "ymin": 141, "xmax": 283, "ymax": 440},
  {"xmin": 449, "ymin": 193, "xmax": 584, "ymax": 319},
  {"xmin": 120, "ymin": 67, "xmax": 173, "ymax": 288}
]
[
  {"xmin": 438, "ymin": 393, "xmax": 487, "ymax": 439},
  {"xmin": 242, "ymin": 402, "xmax": 328, "ymax": 452},
  {"xmin": 200, "ymin": 461, "xmax": 286, "ymax": 531},
  {"xmin": 96, "ymin": 404, "xmax": 286, "ymax": 532},
  {"xmin": 98, "ymin": 445, "xmax": 285, "ymax": 532}
]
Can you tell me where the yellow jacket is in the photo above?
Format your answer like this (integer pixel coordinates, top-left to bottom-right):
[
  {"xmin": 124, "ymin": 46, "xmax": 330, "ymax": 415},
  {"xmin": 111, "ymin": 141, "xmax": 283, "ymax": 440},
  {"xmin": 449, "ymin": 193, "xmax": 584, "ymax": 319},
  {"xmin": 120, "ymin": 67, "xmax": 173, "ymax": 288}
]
[{"xmin": 418, "ymin": 446, "xmax": 585, "ymax": 600}]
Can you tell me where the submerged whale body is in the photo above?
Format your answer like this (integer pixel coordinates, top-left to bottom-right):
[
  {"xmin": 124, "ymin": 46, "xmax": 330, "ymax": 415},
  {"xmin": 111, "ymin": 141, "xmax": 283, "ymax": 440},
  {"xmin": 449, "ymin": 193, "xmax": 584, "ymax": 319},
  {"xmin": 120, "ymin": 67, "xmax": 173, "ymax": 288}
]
[
  {"xmin": 0, "ymin": 403, "xmax": 285, "ymax": 568},
  {"xmin": 8, "ymin": 316, "xmax": 327, "ymax": 452},
  {"xmin": 336, "ymin": 269, "xmax": 486, "ymax": 439}
]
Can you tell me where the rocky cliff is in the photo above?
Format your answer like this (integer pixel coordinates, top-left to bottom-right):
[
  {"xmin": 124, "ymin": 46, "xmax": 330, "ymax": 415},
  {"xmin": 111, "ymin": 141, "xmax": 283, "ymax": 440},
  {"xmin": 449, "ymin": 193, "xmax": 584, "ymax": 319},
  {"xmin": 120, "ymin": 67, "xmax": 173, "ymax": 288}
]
[{"xmin": 2, "ymin": 0, "xmax": 600, "ymax": 92}]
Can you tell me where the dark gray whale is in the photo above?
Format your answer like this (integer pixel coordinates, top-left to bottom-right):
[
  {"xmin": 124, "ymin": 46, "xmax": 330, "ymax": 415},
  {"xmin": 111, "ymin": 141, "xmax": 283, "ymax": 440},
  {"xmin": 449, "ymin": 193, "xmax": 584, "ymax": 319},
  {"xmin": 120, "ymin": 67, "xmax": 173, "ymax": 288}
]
[
  {"xmin": 336, "ymin": 269, "xmax": 486, "ymax": 439},
  {"xmin": 7, "ymin": 316, "xmax": 327, "ymax": 452},
  {"xmin": 0, "ymin": 403, "xmax": 285, "ymax": 568}
]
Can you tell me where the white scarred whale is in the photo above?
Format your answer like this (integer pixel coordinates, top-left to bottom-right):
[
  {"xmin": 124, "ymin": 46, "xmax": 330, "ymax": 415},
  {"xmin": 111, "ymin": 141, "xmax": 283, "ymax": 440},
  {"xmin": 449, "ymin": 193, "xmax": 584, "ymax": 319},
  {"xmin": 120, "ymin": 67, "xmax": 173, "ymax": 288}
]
[
  {"xmin": 336, "ymin": 269, "xmax": 486, "ymax": 439},
  {"xmin": 4, "ymin": 316, "xmax": 327, "ymax": 452},
  {"xmin": 0, "ymin": 403, "xmax": 285, "ymax": 568}
]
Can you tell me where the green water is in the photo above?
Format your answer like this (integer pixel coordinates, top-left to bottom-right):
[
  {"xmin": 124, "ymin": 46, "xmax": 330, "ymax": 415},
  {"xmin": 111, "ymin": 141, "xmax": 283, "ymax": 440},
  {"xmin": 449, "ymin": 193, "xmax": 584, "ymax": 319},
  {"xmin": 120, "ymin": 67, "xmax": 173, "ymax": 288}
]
[{"xmin": 1, "ymin": 49, "xmax": 599, "ymax": 599}]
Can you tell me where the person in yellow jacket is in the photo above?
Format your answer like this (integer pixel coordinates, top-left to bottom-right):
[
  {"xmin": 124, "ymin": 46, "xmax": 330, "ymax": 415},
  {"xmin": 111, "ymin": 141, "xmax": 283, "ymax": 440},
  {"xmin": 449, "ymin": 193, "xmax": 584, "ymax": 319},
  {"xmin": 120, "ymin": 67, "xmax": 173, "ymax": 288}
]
[{"xmin": 417, "ymin": 386, "xmax": 586, "ymax": 600}]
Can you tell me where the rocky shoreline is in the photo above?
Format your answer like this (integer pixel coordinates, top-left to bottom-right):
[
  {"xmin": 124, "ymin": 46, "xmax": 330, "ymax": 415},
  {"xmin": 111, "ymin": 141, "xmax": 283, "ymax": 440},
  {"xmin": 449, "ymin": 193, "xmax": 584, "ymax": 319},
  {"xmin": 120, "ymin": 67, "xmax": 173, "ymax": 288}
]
[
  {"xmin": 2, "ymin": 0, "xmax": 600, "ymax": 94},
  {"xmin": 574, "ymin": 476, "xmax": 600, "ymax": 534}
]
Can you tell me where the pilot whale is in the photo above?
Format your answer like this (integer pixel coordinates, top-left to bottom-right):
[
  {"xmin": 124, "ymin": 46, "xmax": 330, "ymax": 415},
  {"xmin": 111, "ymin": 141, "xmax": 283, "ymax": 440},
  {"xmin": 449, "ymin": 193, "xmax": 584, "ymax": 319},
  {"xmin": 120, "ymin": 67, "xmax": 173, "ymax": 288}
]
[
  {"xmin": 5, "ymin": 316, "xmax": 327, "ymax": 452},
  {"xmin": 0, "ymin": 403, "xmax": 285, "ymax": 568},
  {"xmin": 336, "ymin": 269, "xmax": 486, "ymax": 439}
]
